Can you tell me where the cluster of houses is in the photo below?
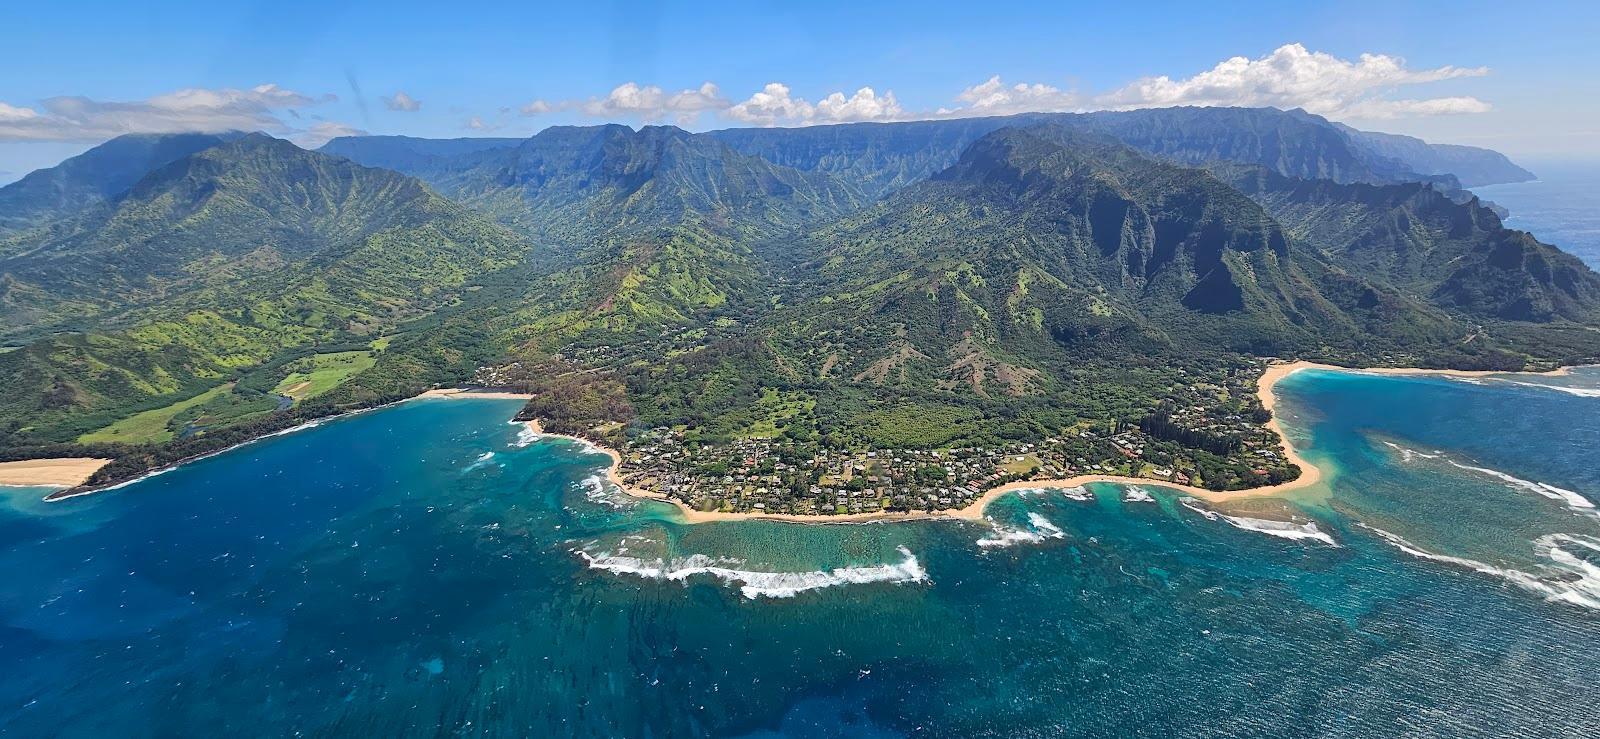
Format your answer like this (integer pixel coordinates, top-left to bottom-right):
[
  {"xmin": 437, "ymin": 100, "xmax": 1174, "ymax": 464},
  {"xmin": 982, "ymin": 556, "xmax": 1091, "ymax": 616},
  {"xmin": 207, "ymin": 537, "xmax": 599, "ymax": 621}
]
[{"xmin": 611, "ymin": 418, "xmax": 1287, "ymax": 515}]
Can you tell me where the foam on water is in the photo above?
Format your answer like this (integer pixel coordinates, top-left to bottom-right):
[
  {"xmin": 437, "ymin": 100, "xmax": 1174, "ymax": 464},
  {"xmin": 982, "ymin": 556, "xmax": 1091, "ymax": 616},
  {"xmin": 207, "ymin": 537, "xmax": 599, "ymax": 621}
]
[
  {"xmin": 464, "ymin": 451, "xmax": 498, "ymax": 471},
  {"xmin": 575, "ymin": 545, "xmax": 929, "ymax": 599},
  {"xmin": 1446, "ymin": 460, "xmax": 1596, "ymax": 517},
  {"xmin": 976, "ymin": 512, "xmax": 1067, "ymax": 549},
  {"xmin": 1381, "ymin": 440, "xmax": 1443, "ymax": 462},
  {"xmin": 1498, "ymin": 380, "xmax": 1600, "ymax": 398},
  {"xmin": 1018, "ymin": 486, "xmax": 1092, "ymax": 501},
  {"xmin": 1362, "ymin": 525, "xmax": 1600, "ymax": 611},
  {"xmin": 1179, "ymin": 498, "xmax": 1337, "ymax": 545},
  {"xmin": 1122, "ymin": 486, "xmax": 1155, "ymax": 503},
  {"xmin": 577, "ymin": 474, "xmax": 632, "ymax": 509},
  {"xmin": 1218, "ymin": 515, "xmax": 1336, "ymax": 545},
  {"xmin": 1382, "ymin": 441, "xmax": 1595, "ymax": 518},
  {"xmin": 509, "ymin": 422, "xmax": 539, "ymax": 448}
]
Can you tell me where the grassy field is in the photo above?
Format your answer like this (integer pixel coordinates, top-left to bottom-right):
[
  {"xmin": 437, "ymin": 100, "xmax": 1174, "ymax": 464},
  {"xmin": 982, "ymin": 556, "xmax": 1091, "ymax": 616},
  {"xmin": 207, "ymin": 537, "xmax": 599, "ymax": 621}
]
[
  {"xmin": 272, "ymin": 350, "xmax": 377, "ymax": 403},
  {"xmin": 79, "ymin": 383, "xmax": 234, "ymax": 445},
  {"xmin": 999, "ymin": 453, "xmax": 1041, "ymax": 475}
]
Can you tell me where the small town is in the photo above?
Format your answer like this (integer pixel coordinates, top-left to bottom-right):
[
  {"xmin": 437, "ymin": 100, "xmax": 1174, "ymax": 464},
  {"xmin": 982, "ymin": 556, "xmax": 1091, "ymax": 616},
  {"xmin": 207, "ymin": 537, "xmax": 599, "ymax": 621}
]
[{"xmin": 611, "ymin": 367, "xmax": 1295, "ymax": 515}]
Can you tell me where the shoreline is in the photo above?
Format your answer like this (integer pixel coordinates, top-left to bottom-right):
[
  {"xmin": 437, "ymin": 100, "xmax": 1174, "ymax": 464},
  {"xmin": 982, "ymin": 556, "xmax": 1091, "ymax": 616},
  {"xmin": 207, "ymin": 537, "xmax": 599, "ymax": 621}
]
[
  {"xmin": 21, "ymin": 362, "xmax": 1591, "ymax": 512},
  {"xmin": 547, "ymin": 359, "xmax": 1589, "ymax": 525},
  {"xmin": 418, "ymin": 387, "xmax": 535, "ymax": 400},
  {"xmin": 38, "ymin": 386, "xmax": 530, "ymax": 502}
]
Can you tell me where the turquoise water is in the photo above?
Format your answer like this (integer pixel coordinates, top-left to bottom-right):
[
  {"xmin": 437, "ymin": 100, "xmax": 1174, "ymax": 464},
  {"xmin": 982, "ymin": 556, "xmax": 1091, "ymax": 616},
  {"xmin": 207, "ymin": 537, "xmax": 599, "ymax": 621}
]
[{"xmin": 1, "ymin": 373, "xmax": 1599, "ymax": 737}]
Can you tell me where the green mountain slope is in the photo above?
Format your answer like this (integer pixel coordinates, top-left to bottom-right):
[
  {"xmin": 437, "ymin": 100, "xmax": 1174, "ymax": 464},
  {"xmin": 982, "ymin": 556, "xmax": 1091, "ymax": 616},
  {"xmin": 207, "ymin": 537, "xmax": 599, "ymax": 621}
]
[
  {"xmin": 0, "ymin": 134, "xmax": 532, "ymax": 444},
  {"xmin": 0, "ymin": 132, "xmax": 241, "ymax": 237},
  {"xmin": 1220, "ymin": 166, "xmax": 1600, "ymax": 324},
  {"xmin": 1, "ymin": 133, "xmax": 487, "ymax": 338}
]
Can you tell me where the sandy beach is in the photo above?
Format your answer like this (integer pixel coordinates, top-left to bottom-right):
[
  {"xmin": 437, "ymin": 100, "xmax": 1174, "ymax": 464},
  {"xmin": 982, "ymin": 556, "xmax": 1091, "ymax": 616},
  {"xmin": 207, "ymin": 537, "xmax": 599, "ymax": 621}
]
[
  {"xmin": 538, "ymin": 361, "xmax": 1334, "ymax": 525},
  {"xmin": 418, "ymin": 387, "xmax": 535, "ymax": 400},
  {"xmin": 22, "ymin": 363, "xmax": 1586, "ymax": 512},
  {"xmin": 561, "ymin": 359, "xmax": 1591, "ymax": 525},
  {"xmin": 0, "ymin": 458, "xmax": 112, "ymax": 488}
]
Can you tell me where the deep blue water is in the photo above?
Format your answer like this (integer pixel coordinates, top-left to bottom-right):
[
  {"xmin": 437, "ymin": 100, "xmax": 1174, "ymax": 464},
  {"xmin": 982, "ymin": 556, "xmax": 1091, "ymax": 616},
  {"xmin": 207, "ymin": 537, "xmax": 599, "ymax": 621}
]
[
  {"xmin": 1, "ymin": 371, "xmax": 1599, "ymax": 737},
  {"xmin": 1476, "ymin": 162, "xmax": 1600, "ymax": 269}
]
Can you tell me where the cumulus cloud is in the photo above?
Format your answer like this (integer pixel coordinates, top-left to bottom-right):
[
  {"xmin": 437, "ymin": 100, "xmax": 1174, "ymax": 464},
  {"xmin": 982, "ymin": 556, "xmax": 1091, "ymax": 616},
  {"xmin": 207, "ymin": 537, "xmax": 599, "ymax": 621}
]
[
  {"xmin": 1093, "ymin": 43, "xmax": 1490, "ymax": 118},
  {"xmin": 576, "ymin": 82, "xmax": 726, "ymax": 124},
  {"xmin": 939, "ymin": 76, "xmax": 1080, "ymax": 117},
  {"xmin": 726, "ymin": 83, "xmax": 906, "ymax": 126},
  {"xmin": 0, "ymin": 84, "xmax": 334, "ymax": 142},
  {"xmin": 519, "ymin": 99, "xmax": 554, "ymax": 116},
  {"xmin": 814, "ymin": 87, "xmax": 905, "ymax": 123},
  {"xmin": 725, "ymin": 83, "xmax": 814, "ymax": 125},
  {"xmin": 293, "ymin": 121, "xmax": 368, "ymax": 148},
  {"xmin": 381, "ymin": 91, "xmax": 421, "ymax": 112}
]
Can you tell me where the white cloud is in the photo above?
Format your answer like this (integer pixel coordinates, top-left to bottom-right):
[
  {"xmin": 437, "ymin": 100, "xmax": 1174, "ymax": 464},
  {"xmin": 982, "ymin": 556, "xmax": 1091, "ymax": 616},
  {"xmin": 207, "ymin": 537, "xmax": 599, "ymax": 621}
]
[
  {"xmin": 534, "ymin": 43, "xmax": 1490, "ymax": 129},
  {"xmin": 1339, "ymin": 95, "xmax": 1494, "ymax": 119},
  {"xmin": 464, "ymin": 116, "xmax": 504, "ymax": 132},
  {"xmin": 726, "ymin": 83, "xmax": 906, "ymax": 126},
  {"xmin": 1093, "ymin": 43, "xmax": 1490, "ymax": 119},
  {"xmin": 381, "ymin": 91, "xmax": 421, "ymax": 112},
  {"xmin": 579, "ymin": 82, "xmax": 726, "ymax": 123},
  {"xmin": 519, "ymin": 99, "xmax": 554, "ymax": 116},
  {"xmin": 940, "ymin": 76, "xmax": 1080, "ymax": 117},
  {"xmin": 293, "ymin": 121, "xmax": 368, "ymax": 148},
  {"xmin": 0, "ymin": 84, "xmax": 334, "ymax": 142},
  {"xmin": 725, "ymin": 83, "xmax": 814, "ymax": 126},
  {"xmin": 814, "ymin": 87, "xmax": 905, "ymax": 123}
]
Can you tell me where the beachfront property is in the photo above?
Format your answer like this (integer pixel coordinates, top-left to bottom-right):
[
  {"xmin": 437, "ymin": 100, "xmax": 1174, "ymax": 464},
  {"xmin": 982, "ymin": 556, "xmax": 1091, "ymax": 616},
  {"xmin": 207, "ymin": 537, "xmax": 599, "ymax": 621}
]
[{"xmin": 610, "ymin": 366, "xmax": 1293, "ymax": 515}]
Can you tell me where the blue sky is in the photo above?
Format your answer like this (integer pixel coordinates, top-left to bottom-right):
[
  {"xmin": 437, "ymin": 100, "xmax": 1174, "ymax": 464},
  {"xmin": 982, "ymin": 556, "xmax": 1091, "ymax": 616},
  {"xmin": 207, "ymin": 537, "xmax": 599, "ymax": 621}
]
[{"xmin": 1, "ymin": 0, "xmax": 1597, "ymax": 181}]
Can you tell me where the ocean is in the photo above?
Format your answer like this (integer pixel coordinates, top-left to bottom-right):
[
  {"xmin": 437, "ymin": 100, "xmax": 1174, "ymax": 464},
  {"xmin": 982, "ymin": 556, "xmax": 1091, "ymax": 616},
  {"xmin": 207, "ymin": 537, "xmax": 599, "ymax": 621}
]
[
  {"xmin": 1476, "ymin": 161, "xmax": 1600, "ymax": 269},
  {"xmin": 1, "ymin": 366, "xmax": 1598, "ymax": 737}
]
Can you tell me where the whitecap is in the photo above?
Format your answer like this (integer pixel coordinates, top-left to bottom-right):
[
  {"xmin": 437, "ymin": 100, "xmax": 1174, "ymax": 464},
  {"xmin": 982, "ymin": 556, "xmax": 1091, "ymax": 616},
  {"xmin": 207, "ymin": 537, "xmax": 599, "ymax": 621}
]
[
  {"xmin": 1018, "ymin": 486, "xmax": 1091, "ymax": 501},
  {"xmin": 1445, "ymin": 459, "xmax": 1596, "ymax": 516},
  {"xmin": 463, "ymin": 451, "xmax": 497, "ymax": 472},
  {"xmin": 1216, "ymin": 515, "xmax": 1336, "ymax": 545},
  {"xmin": 1122, "ymin": 486, "xmax": 1155, "ymax": 503},
  {"xmin": 575, "ymin": 545, "xmax": 929, "ymax": 599},
  {"xmin": 1498, "ymin": 380, "xmax": 1600, "ymax": 398},
  {"xmin": 508, "ymin": 422, "xmax": 539, "ymax": 448},
  {"xmin": 1179, "ymin": 498, "xmax": 1336, "ymax": 545},
  {"xmin": 1178, "ymin": 497, "xmax": 1220, "ymax": 521},
  {"xmin": 577, "ymin": 474, "xmax": 632, "ymax": 509},
  {"xmin": 977, "ymin": 512, "xmax": 1067, "ymax": 549},
  {"xmin": 1381, "ymin": 440, "xmax": 1442, "ymax": 463},
  {"xmin": 1362, "ymin": 525, "xmax": 1600, "ymax": 611}
]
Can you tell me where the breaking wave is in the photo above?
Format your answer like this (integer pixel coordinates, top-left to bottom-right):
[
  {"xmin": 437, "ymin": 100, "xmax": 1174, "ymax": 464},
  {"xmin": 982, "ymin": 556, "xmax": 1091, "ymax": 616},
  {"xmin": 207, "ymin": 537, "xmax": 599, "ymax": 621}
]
[
  {"xmin": 1498, "ymin": 380, "xmax": 1600, "ymax": 398},
  {"xmin": 1445, "ymin": 460, "xmax": 1596, "ymax": 517},
  {"xmin": 575, "ymin": 545, "xmax": 929, "ymax": 599},
  {"xmin": 1362, "ymin": 525, "xmax": 1600, "ymax": 611},
  {"xmin": 1018, "ymin": 486, "xmax": 1092, "ymax": 501},
  {"xmin": 577, "ymin": 474, "xmax": 632, "ymax": 509},
  {"xmin": 509, "ymin": 422, "xmax": 539, "ymax": 448},
  {"xmin": 1179, "ymin": 498, "xmax": 1337, "ymax": 545},
  {"xmin": 1381, "ymin": 442, "xmax": 1595, "ymax": 518},
  {"xmin": 1381, "ymin": 440, "xmax": 1442, "ymax": 463},
  {"xmin": 977, "ymin": 512, "xmax": 1067, "ymax": 549},
  {"xmin": 1122, "ymin": 486, "xmax": 1155, "ymax": 503},
  {"xmin": 464, "ymin": 451, "xmax": 497, "ymax": 471}
]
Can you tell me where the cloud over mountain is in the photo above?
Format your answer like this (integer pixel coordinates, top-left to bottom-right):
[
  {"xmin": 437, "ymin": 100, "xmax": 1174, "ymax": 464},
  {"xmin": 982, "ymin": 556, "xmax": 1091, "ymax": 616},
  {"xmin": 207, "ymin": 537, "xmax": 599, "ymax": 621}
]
[
  {"xmin": 381, "ymin": 91, "xmax": 422, "ymax": 112},
  {"xmin": 0, "ymin": 84, "xmax": 334, "ymax": 142}
]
